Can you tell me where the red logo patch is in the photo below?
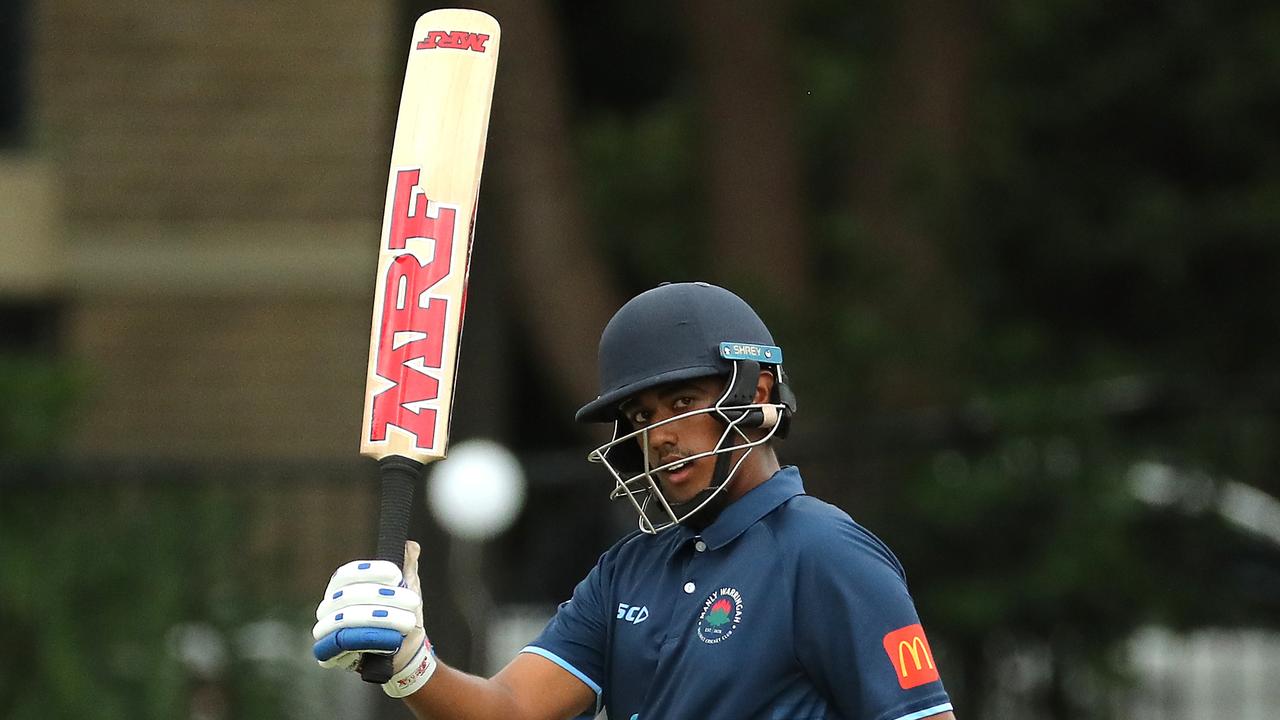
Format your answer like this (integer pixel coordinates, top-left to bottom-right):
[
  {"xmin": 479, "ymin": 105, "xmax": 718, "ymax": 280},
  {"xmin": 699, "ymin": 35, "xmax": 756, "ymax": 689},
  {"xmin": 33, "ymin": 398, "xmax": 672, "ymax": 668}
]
[{"xmin": 882, "ymin": 624, "xmax": 939, "ymax": 689}]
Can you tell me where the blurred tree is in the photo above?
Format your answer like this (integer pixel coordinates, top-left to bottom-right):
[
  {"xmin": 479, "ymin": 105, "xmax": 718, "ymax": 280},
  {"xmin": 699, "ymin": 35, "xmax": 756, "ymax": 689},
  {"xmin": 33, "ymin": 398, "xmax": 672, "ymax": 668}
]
[
  {"xmin": 686, "ymin": 0, "xmax": 811, "ymax": 307},
  {"xmin": 408, "ymin": 1, "xmax": 1280, "ymax": 717},
  {"xmin": 842, "ymin": 0, "xmax": 980, "ymax": 410},
  {"xmin": 477, "ymin": 0, "xmax": 624, "ymax": 421},
  {"xmin": 0, "ymin": 478, "xmax": 304, "ymax": 720},
  {"xmin": 0, "ymin": 301, "xmax": 77, "ymax": 460},
  {"xmin": 0, "ymin": 324, "xmax": 314, "ymax": 718},
  {"xmin": 886, "ymin": 0, "xmax": 1280, "ymax": 716},
  {"xmin": 0, "ymin": 355, "xmax": 80, "ymax": 459}
]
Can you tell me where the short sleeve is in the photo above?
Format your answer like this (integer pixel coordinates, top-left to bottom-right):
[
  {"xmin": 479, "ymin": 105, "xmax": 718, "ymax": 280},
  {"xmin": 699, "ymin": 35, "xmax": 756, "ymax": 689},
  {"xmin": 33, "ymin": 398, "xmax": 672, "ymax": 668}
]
[
  {"xmin": 522, "ymin": 555, "xmax": 610, "ymax": 714},
  {"xmin": 794, "ymin": 517, "xmax": 952, "ymax": 720}
]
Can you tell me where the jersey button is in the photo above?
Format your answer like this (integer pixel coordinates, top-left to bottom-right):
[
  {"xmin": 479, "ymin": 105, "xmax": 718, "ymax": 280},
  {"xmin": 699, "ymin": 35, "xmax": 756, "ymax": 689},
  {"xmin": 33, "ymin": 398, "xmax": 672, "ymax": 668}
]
[
  {"xmin": 683, "ymin": 581, "xmax": 695, "ymax": 594},
  {"xmin": 694, "ymin": 540, "xmax": 707, "ymax": 552}
]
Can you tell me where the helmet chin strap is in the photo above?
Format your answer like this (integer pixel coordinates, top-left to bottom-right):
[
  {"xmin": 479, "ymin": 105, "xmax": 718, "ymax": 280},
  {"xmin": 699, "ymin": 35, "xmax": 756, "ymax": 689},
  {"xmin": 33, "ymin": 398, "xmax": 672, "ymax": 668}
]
[{"xmin": 667, "ymin": 445, "xmax": 737, "ymax": 531}]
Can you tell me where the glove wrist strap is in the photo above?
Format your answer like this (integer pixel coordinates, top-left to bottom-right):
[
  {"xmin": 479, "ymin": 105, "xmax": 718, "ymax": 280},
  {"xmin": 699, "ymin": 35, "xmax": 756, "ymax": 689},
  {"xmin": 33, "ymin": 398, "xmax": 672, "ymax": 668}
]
[{"xmin": 382, "ymin": 639, "xmax": 437, "ymax": 698}]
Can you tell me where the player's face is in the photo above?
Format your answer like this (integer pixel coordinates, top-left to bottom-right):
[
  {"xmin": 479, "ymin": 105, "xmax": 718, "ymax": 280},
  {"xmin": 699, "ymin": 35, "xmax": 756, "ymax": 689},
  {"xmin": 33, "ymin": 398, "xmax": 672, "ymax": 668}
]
[{"xmin": 618, "ymin": 376, "xmax": 727, "ymax": 505}]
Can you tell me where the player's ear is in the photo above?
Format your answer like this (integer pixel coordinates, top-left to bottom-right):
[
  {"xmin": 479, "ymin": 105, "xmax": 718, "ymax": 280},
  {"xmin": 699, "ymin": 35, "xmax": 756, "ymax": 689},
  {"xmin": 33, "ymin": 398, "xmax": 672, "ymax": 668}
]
[{"xmin": 753, "ymin": 370, "xmax": 775, "ymax": 404}]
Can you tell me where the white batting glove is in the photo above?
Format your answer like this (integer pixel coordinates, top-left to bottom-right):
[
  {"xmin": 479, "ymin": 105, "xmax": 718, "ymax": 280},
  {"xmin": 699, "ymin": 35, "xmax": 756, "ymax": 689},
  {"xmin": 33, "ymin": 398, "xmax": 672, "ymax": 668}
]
[{"xmin": 312, "ymin": 541, "xmax": 438, "ymax": 698}]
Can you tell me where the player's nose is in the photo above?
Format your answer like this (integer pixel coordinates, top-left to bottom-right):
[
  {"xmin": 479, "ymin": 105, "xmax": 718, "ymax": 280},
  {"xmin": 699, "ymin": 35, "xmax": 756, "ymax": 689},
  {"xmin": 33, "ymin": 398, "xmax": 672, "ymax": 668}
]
[{"xmin": 646, "ymin": 417, "xmax": 678, "ymax": 454}]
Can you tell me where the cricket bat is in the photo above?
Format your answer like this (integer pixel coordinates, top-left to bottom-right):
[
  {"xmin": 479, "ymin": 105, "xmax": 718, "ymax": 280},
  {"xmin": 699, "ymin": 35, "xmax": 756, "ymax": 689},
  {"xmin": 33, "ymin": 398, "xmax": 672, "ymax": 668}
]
[{"xmin": 357, "ymin": 8, "xmax": 500, "ymax": 684}]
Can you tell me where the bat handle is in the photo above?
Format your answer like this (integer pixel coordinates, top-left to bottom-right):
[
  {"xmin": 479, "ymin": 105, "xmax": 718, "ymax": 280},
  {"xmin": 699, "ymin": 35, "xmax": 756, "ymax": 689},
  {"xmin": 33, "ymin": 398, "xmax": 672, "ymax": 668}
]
[{"xmin": 358, "ymin": 454, "xmax": 424, "ymax": 685}]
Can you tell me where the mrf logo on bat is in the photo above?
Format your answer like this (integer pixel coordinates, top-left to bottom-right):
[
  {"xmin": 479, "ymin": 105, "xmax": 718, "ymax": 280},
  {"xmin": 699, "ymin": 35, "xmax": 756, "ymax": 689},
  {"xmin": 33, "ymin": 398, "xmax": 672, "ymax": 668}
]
[
  {"xmin": 417, "ymin": 30, "xmax": 491, "ymax": 52},
  {"xmin": 367, "ymin": 169, "xmax": 459, "ymax": 452},
  {"xmin": 360, "ymin": 8, "xmax": 497, "ymax": 465}
]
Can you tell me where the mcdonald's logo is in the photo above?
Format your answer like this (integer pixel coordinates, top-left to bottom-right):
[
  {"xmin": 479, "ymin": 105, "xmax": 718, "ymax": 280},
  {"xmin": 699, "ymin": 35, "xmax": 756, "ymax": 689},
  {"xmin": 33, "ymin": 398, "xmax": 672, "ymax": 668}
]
[{"xmin": 882, "ymin": 624, "xmax": 940, "ymax": 689}]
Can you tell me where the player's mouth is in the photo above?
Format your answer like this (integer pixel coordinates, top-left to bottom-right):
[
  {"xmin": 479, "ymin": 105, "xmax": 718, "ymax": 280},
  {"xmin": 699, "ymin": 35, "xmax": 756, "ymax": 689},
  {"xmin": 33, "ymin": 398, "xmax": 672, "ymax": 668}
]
[{"xmin": 659, "ymin": 456, "xmax": 696, "ymax": 485}]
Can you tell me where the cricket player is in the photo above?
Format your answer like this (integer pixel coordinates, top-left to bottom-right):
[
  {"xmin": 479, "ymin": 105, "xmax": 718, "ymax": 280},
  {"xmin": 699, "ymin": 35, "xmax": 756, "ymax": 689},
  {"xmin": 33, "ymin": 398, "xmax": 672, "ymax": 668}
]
[{"xmin": 314, "ymin": 282, "xmax": 957, "ymax": 720}]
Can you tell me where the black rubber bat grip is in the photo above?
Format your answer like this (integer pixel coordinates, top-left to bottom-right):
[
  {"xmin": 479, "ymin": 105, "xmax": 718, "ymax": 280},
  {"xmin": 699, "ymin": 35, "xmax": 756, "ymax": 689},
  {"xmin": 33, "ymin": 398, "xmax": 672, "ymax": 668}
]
[{"xmin": 358, "ymin": 454, "xmax": 424, "ymax": 684}]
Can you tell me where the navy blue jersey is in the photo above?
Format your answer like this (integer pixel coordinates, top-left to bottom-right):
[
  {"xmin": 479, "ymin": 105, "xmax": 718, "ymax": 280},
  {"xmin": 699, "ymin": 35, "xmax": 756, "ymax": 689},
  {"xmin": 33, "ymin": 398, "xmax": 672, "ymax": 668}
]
[{"xmin": 525, "ymin": 466, "xmax": 953, "ymax": 720}]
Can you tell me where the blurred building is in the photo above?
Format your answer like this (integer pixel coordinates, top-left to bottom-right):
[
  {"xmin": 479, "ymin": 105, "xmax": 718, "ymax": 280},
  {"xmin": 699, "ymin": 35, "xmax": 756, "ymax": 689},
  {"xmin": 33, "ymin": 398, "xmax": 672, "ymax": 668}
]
[
  {"xmin": 0, "ymin": 3, "xmax": 415, "ymax": 620},
  {"xmin": 1, "ymin": 6, "xmax": 406, "ymax": 715},
  {"xmin": 1, "ymin": 7, "xmax": 613, "ymax": 717},
  {"xmin": 4, "ymin": 2, "xmax": 394, "ymax": 462}
]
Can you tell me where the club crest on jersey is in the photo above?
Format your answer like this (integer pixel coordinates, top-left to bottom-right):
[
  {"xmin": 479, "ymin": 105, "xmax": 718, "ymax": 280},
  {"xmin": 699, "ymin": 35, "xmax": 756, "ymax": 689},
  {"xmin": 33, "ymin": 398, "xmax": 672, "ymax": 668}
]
[{"xmin": 696, "ymin": 587, "xmax": 743, "ymax": 644}]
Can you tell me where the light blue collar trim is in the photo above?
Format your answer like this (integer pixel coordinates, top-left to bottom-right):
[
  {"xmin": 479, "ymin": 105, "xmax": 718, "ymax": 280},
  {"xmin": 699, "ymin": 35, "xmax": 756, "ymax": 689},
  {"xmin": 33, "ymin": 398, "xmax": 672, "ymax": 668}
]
[{"xmin": 891, "ymin": 702, "xmax": 954, "ymax": 720}]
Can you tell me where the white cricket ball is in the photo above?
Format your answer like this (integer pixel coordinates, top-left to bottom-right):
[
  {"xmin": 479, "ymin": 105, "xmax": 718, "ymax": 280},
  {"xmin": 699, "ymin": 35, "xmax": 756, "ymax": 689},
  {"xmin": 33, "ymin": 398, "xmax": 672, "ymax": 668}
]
[{"xmin": 427, "ymin": 439, "xmax": 527, "ymax": 541}]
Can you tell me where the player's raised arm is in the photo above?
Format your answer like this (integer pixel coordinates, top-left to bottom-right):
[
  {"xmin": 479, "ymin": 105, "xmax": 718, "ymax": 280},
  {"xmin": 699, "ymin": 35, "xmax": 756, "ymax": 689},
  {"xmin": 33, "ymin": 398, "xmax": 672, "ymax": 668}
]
[{"xmin": 402, "ymin": 652, "xmax": 596, "ymax": 720}]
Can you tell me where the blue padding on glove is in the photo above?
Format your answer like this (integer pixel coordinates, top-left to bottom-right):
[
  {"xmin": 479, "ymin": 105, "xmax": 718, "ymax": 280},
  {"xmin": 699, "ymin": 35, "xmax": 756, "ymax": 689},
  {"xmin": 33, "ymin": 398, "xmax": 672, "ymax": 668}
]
[{"xmin": 313, "ymin": 627, "xmax": 404, "ymax": 661}]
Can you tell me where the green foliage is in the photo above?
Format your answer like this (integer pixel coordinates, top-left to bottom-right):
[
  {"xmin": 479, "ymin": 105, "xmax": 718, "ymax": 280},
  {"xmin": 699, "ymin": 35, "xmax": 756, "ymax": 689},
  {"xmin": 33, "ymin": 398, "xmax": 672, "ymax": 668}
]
[
  {"xmin": 964, "ymin": 0, "xmax": 1280, "ymax": 377},
  {"xmin": 0, "ymin": 482, "xmax": 304, "ymax": 720},
  {"xmin": 897, "ymin": 396, "xmax": 1148, "ymax": 639},
  {"xmin": 0, "ymin": 355, "xmax": 85, "ymax": 458},
  {"xmin": 0, "ymin": 321, "xmax": 320, "ymax": 719},
  {"xmin": 577, "ymin": 103, "xmax": 703, "ymax": 287}
]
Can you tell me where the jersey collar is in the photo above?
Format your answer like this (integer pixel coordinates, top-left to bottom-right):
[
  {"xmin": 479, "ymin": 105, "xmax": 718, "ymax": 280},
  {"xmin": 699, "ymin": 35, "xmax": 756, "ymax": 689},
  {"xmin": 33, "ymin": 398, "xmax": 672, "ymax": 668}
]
[{"xmin": 698, "ymin": 465, "xmax": 804, "ymax": 551}]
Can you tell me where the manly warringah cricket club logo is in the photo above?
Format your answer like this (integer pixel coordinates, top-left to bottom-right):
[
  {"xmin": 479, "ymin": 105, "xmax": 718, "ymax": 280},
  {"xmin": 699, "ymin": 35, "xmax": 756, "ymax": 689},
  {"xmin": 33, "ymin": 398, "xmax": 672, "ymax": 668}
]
[{"xmin": 697, "ymin": 587, "xmax": 743, "ymax": 644}]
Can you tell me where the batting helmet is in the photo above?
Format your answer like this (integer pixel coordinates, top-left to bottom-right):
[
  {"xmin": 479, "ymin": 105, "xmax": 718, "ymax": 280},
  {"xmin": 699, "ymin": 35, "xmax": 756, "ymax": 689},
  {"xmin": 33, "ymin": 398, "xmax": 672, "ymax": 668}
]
[
  {"xmin": 576, "ymin": 281, "xmax": 795, "ymax": 425},
  {"xmin": 578, "ymin": 282, "xmax": 797, "ymax": 533}
]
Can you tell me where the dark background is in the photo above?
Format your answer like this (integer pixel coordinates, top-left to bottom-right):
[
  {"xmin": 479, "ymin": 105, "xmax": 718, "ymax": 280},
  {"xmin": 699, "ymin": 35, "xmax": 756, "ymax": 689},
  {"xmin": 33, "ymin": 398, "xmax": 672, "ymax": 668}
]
[{"xmin": 2, "ymin": 1, "xmax": 1279, "ymax": 718}]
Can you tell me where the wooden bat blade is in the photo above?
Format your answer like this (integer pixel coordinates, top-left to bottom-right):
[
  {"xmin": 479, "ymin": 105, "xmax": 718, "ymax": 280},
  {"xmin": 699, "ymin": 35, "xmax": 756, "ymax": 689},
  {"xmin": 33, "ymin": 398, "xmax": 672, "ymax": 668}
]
[
  {"xmin": 355, "ymin": 8, "xmax": 499, "ymax": 686},
  {"xmin": 360, "ymin": 9, "xmax": 500, "ymax": 465}
]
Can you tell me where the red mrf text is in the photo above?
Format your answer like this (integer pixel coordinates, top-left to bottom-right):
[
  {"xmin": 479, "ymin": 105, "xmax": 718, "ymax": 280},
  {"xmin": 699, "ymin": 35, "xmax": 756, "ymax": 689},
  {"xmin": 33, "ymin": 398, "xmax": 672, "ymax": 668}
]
[
  {"xmin": 369, "ymin": 169, "xmax": 455, "ymax": 450},
  {"xmin": 416, "ymin": 30, "xmax": 490, "ymax": 53}
]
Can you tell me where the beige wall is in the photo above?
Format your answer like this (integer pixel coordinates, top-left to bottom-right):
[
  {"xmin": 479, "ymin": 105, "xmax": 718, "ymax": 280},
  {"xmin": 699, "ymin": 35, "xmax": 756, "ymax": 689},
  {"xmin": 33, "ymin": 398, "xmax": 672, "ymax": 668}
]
[
  {"xmin": 25, "ymin": 0, "xmax": 401, "ymax": 460},
  {"xmin": 0, "ymin": 157, "xmax": 60, "ymax": 296},
  {"xmin": 33, "ymin": 0, "xmax": 393, "ymax": 222},
  {"xmin": 68, "ymin": 297, "xmax": 373, "ymax": 460}
]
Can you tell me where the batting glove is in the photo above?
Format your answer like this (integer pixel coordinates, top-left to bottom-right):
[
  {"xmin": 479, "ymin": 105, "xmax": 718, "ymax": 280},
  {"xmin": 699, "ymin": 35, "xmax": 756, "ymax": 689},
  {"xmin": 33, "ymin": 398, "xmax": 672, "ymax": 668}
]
[{"xmin": 312, "ymin": 540, "xmax": 438, "ymax": 698}]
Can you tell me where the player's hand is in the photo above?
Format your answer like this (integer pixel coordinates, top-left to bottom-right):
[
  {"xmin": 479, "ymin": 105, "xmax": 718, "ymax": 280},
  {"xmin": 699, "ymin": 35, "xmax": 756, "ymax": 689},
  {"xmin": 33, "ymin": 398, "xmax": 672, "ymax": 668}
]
[{"xmin": 312, "ymin": 541, "xmax": 438, "ymax": 697}]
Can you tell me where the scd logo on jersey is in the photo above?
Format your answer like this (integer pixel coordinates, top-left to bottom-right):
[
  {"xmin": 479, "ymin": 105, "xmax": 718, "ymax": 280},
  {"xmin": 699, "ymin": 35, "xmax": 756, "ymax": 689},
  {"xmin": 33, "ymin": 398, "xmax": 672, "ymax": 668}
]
[
  {"xmin": 696, "ymin": 587, "xmax": 743, "ymax": 644},
  {"xmin": 616, "ymin": 603, "xmax": 649, "ymax": 625}
]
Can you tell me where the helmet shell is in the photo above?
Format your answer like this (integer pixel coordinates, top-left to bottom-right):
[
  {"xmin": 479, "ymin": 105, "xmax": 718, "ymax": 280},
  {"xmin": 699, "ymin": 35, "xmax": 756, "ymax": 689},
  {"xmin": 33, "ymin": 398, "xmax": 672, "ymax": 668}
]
[{"xmin": 576, "ymin": 282, "xmax": 777, "ymax": 423}]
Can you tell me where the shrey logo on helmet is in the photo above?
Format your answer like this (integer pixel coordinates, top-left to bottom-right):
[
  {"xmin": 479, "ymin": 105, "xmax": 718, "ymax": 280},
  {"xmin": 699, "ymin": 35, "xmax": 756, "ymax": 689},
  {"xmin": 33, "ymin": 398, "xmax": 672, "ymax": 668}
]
[{"xmin": 575, "ymin": 282, "xmax": 798, "ymax": 534}]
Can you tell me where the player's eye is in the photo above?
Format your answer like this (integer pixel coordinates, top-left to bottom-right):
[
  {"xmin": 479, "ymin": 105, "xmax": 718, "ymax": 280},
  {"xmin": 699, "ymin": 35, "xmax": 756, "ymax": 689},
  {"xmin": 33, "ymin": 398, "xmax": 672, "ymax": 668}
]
[
  {"xmin": 672, "ymin": 396, "xmax": 694, "ymax": 410},
  {"xmin": 628, "ymin": 409, "xmax": 652, "ymax": 426}
]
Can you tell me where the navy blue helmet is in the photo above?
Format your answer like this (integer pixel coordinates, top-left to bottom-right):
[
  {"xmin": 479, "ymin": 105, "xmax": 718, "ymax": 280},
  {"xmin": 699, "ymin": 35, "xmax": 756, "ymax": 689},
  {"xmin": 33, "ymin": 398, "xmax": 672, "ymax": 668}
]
[
  {"xmin": 579, "ymin": 282, "xmax": 796, "ymax": 533},
  {"xmin": 576, "ymin": 281, "xmax": 794, "ymax": 425}
]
